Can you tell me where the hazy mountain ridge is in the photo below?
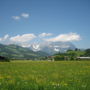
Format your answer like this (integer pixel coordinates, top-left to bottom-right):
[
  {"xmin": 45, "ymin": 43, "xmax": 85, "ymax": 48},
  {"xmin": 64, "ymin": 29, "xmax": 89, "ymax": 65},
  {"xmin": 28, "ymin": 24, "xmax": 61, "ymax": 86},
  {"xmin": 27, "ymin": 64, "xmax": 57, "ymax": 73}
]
[
  {"xmin": 0, "ymin": 41, "xmax": 76, "ymax": 59},
  {"xmin": 30, "ymin": 42, "xmax": 76, "ymax": 55}
]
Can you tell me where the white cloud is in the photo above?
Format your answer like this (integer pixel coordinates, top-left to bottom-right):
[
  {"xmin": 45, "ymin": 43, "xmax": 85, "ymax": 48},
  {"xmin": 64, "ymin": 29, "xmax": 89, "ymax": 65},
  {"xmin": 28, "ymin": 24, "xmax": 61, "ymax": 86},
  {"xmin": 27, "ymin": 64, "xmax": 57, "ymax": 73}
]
[
  {"xmin": 0, "ymin": 33, "xmax": 81, "ymax": 47},
  {"xmin": 21, "ymin": 13, "xmax": 30, "ymax": 18},
  {"xmin": 39, "ymin": 33, "xmax": 53, "ymax": 37},
  {"xmin": 0, "ymin": 34, "xmax": 36, "ymax": 46},
  {"xmin": 0, "ymin": 34, "xmax": 11, "ymax": 45},
  {"xmin": 12, "ymin": 13, "xmax": 30, "ymax": 20},
  {"xmin": 10, "ymin": 34, "xmax": 36, "ymax": 43},
  {"xmin": 45, "ymin": 33, "xmax": 81, "ymax": 42},
  {"xmin": 0, "ymin": 37, "xmax": 2, "ymax": 41},
  {"xmin": 12, "ymin": 16, "xmax": 20, "ymax": 20},
  {"xmin": 0, "ymin": 34, "xmax": 9, "ymax": 41},
  {"xmin": 3, "ymin": 34, "xmax": 9, "ymax": 40}
]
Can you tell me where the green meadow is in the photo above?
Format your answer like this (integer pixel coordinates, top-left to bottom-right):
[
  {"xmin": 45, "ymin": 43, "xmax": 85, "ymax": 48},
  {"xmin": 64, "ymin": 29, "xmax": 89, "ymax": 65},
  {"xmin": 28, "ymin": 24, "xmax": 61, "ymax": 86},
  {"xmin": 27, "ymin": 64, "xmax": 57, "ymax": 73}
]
[{"xmin": 0, "ymin": 61, "xmax": 90, "ymax": 90}]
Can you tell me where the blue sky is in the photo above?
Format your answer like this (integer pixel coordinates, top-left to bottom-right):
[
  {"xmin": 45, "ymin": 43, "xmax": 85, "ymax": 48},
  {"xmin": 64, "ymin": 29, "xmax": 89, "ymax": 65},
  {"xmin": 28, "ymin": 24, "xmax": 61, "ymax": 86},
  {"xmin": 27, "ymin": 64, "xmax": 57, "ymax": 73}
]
[{"xmin": 0, "ymin": 0, "xmax": 89, "ymax": 48}]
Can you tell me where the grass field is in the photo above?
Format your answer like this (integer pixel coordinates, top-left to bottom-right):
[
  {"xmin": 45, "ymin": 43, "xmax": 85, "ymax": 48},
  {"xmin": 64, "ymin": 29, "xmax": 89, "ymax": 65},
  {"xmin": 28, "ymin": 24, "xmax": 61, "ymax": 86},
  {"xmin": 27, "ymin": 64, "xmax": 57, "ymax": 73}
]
[{"xmin": 0, "ymin": 61, "xmax": 90, "ymax": 90}]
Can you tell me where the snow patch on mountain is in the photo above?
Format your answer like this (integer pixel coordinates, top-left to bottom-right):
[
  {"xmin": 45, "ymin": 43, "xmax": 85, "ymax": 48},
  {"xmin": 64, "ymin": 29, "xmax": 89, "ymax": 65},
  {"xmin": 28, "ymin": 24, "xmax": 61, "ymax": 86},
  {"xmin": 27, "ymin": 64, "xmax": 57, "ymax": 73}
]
[
  {"xmin": 54, "ymin": 48, "xmax": 59, "ymax": 52},
  {"xmin": 29, "ymin": 41, "xmax": 76, "ymax": 55}
]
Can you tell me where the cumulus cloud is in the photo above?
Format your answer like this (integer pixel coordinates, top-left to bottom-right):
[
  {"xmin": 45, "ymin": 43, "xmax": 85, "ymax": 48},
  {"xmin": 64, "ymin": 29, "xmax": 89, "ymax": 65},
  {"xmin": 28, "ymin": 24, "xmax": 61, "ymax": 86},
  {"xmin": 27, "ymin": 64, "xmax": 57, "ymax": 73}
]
[
  {"xmin": 0, "ymin": 38, "xmax": 1, "ymax": 41},
  {"xmin": 0, "ymin": 34, "xmax": 9, "ymax": 41},
  {"xmin": 0, "ymin": 34, "xmax": 36, "ymax": 46},
  {"xmin": 21, "ymin": 13, "xmax": 30, "ymax": 18},
  {"xmin": 39, "ymin": 33, "xmax": 53, "ymax": 37},
  {"xmin": 0, "ymin": 34, "xmax": 11, "ymax": 45},
  {"xmin": 3, "ymin": 34, "xmax": 9, "ymax": 40},
  {"xmin": 0, "ymin": 33, "xmax": 81, "ymax": 47},
  {"xmin": 45, "ymin": 33, "xmax": 81, "ymax": 42},
  {"xmin": 12, "ymin": 16, "xmax": 20, "ymax": 20},
  {"xmin": 10, "ymin": 34, "xmax": 36, "ymax": 43}
]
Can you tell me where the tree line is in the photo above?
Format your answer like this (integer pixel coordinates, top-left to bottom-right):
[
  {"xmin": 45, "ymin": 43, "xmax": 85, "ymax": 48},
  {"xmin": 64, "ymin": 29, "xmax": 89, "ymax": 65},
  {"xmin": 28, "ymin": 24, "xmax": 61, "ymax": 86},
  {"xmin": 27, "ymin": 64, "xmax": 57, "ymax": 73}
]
[{"xmin": 53, "ymin": 48, "xmax": 90, "ymax": 61}]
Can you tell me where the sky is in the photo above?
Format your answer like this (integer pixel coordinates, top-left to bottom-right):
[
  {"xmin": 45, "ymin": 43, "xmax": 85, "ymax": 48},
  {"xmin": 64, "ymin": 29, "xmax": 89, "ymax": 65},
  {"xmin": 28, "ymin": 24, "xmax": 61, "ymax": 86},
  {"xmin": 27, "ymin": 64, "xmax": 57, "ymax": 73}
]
[{"xmin": 0, "ymin": 0, "xmax": 89, "ymax": 48}]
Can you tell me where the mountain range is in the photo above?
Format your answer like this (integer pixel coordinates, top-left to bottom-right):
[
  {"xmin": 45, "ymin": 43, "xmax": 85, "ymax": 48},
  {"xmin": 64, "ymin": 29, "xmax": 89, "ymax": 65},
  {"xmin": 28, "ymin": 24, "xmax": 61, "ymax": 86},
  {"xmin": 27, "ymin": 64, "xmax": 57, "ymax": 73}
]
[
  {"xmin": 0, "ymin": 42, "xmax": 76, "ymax": 59},
  {"xmin": 30, "ymin": 42, "xmax": 76, "ymax": 55},
  {"xmin": 0, "ymin": 44, "xmax": 49, "ymax": 60}
]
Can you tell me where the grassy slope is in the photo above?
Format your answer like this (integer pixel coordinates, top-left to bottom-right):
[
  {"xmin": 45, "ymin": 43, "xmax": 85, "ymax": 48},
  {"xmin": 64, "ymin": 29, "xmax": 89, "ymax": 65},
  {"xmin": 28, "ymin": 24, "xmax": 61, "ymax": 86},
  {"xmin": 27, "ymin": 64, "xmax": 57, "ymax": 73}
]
[
  {"xmin": 0, "ymin": 61, "xmax": 90, "ymax": 90},
  {"xmin": 0, "ymin": 44, "xmax": 49, "ymax": 59}
]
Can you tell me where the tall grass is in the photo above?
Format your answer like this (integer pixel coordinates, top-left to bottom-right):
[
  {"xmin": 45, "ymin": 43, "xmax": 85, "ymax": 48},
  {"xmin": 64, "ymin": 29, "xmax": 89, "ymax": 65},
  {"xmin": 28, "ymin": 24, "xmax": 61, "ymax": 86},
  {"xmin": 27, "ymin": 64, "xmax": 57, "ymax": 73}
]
[{"xmin": 0, "ymin": 61, "xmax": 90, "ymax": 90}]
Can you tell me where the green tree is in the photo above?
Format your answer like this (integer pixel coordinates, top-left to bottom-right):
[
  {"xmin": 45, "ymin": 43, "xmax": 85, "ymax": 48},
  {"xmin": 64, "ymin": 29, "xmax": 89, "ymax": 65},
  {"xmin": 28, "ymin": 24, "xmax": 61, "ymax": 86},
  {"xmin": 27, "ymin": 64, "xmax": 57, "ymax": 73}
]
[
  {"xmin": 54, "ymin": 55, "xmax": 65, "ymax": 61},
  {"xmin": 85, "ymin": 49, "xmax": 90, "ymax": 56}
]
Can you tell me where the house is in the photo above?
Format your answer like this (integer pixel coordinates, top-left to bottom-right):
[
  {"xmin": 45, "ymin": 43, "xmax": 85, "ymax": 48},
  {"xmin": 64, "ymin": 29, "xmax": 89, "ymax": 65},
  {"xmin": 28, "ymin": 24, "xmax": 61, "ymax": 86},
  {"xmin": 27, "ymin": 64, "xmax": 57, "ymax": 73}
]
[{"xmin": 47, "ymin": 56, "xmax": 55, "ymax": 61}]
